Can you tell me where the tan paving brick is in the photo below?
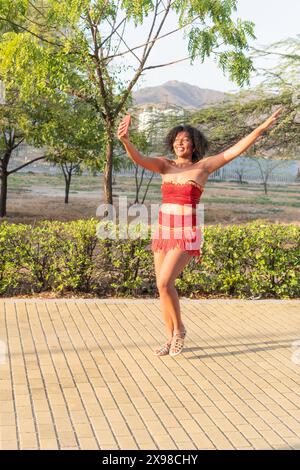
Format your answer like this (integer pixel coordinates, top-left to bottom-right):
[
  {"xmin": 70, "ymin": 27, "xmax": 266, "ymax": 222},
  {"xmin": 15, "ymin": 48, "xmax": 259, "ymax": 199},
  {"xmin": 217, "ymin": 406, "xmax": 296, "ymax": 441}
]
[
  {"xmin": 78, "ymin": 437, "xmax": 99, "ymax": 450},
  {"xmin": 188, "ymin": 431, "xmax": 215, "ymax": 449},
  {"xmin": 39, "ymin": 439, "xmax": 59, "ymax": 450},
  {"xmin": 248, "ymin": 438, "xmax": 278, "ymax": 450},
  {"xmin": 146, "ymin": 420, "xmax": 169, "ymax": 437},
  {"xmin": 213, "ymin": 417, "xmax": 238, "ymax": 433},
  {"xmin": 94, "ymin": 429, "xmax": 117, "ymax": 446},
  {"xmin": 167, "ymin": 427, "xmax": 190, "ymax": 442},
  {"xmin": 56, "ymin": 432, "xmax": 78, "ymax": 447},
  {"xmin": 19, "ymin": 433, "xmax": 38, "ymax": 449},
  {"xmin": 176, "ymin": 441, "xmax": 197, "ymax": 449},
  {"xmin": 282, "ymin": 437, "xmax": 300, "ymax": 449},
  {"xmin": 156, "ymin": 414, "xmax": 178, "ymax": 428},
  {"xmin": 2, "ymin": 299, "xmax": 300, "ymax": 452},
  {"xmin": 72, "ymin": 423, "xmax": 94, "ymax": 439},
  {"xmin": 90, "ymin": 417, "xmax": 111, "ymax": 430},
  {"xmin": 260, "ymin": 429, "xmax": 288, "ymax": 447},
  {"xmin": 0, "ymin": 412, "xmax": 16, "ymax": 426},
  {"xmin": 224, "ymin": 431, "xmax": 251, "ymax": 448},
  {"xmin": 0, "ymin": 425, "xmax": 17, "ymax": 441},
  {"xmin": 116, "ymin": 435, "xmax": 139, "ymax": 449},
  {"xmin": 203, "ymin": 425, "xmax": 235, "ymax": 449},
  {"xmin": 148, "ymin": 434, "xmax": 174, "ymax": 449},
  {"xmin": 0, "ymin": 441, "xmax": 19, "ymax": 450},
  {"xmin": 134, "ymin": 429, "xmax": 154, "ymax": 443},
  {"xmin": 138, "ymin": 442, "xmax": 157, "ymax": 449},
  {"xmin": 17, "ymin": 419, "xmax": 36, "ymax": 434}
]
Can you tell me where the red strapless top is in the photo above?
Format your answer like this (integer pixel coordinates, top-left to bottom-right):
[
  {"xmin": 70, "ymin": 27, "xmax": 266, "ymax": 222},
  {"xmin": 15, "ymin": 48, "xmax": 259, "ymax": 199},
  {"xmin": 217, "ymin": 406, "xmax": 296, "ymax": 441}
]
[{"xmin": 161, "ymin": 181, "xmax": 204, "ymax": 207}]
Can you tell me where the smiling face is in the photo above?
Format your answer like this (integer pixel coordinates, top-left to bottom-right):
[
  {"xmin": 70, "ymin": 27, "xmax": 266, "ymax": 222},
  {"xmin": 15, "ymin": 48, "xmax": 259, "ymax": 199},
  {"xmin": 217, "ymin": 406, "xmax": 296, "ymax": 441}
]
[{"xmin": 173, "ymin": 131, "xmax": 194, "ymax": 160}]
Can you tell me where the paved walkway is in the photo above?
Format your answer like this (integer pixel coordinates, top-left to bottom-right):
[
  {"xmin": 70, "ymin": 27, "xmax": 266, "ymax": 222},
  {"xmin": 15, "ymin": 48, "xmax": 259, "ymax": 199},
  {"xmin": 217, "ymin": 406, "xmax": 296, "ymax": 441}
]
[{"xmin": 0, "ymin": 298, "xmax": 300, "ymax": 450}]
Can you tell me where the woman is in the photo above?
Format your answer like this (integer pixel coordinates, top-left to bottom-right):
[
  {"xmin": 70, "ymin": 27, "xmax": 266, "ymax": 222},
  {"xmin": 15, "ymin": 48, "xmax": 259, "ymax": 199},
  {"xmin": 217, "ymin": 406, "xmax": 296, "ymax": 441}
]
[{"xmin": 117, "ymin": 108, "xmax": 282, "ymax": 357}]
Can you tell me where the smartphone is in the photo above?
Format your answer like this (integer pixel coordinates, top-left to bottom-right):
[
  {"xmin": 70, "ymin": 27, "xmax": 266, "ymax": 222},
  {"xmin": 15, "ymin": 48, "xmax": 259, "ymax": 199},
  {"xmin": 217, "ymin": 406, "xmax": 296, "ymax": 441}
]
[{"xmin": 122, "ymin": 114, "xmax": 131, "ymax": 134}]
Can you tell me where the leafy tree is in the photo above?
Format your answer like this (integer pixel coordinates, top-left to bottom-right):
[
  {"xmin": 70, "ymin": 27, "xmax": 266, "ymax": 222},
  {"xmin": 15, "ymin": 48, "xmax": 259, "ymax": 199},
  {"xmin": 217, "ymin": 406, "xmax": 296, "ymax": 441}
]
[
  {"xmin": 251, "ymin": 35, "xmax": 300, "ymax": 93},
  {"xmin": 41, "ymin": 98, "xmax": 105, "ymax": 203},
  {"xmin": 189, "ymin": 90, "xmax": 299, "ymax": 193},
  {"xmin": 0, "ymin": 86, "xmax": 48, "ymax": 217},
  {"xmin": 191, "ymin": 90, "xmax": 298, "ymax": 155}
]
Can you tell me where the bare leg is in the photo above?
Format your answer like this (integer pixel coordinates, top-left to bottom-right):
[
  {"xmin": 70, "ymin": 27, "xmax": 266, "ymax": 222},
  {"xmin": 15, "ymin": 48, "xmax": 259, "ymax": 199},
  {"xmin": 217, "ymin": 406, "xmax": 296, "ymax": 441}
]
[
  {"xmin": 154, "ymin": 250, "xmax": 173, "ymax": 341},
  {"xmin": 157, "ymin": 248, "xmax": 193, "ymax": 336}
]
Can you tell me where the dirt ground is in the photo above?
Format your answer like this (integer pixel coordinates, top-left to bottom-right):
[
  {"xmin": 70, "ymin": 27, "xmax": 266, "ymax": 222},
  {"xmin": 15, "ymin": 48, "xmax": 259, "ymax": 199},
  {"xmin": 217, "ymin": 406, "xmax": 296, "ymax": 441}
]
[{"xmin": 3, "ymin": 180, "xmax": 300, "ymax": 226}]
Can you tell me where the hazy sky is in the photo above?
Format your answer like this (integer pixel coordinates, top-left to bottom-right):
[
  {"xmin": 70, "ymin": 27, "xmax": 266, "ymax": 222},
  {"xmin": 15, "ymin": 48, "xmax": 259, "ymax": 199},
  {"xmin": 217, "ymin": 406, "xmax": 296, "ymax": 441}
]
[{"xmin": 127, "ymin": 0, "xmax": 300, "ymax": 93}]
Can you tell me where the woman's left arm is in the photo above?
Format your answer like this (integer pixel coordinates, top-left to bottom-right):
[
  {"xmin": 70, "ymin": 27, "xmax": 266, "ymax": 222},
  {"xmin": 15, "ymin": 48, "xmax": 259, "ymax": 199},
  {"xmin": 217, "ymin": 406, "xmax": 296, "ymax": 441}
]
[{"xmin": 202, "ymin": 107, "xmax": 283, "ymax": 175}]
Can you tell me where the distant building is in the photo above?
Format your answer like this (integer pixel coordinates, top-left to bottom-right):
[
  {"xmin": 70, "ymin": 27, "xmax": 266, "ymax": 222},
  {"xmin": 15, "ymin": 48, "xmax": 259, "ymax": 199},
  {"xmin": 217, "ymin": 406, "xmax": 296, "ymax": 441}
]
[{"xmin": 136, "ymin": 104, "xmax": 186, "ymax": 132}]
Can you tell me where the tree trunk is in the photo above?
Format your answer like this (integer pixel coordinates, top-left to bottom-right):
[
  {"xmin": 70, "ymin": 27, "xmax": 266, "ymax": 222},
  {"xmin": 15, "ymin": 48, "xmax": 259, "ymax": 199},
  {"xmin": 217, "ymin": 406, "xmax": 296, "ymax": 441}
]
[
  {"xmin": 0, "ymin": 170, "xmax": 8, "ymax": 217},
  {"xmin": 103, "ymin": 125, "xmax": 114, "ymax": 215},
  {"xmin": 65, "ymin": 175, "xmax": 71, "ymax": 203},
  {"xmin": 0, "ymin": 153, "xmax": 10, "ymax": 217},
  {"xmin": 263, "ymin": 181, "xmax": 268, "ymax": 195},
  {"xmin": 134, "ymin": 164, "xmax": 139, "ymax": 204},
  {"xmin": 102, "ymin": 125, "xmax": 114, "ymax": 250}
]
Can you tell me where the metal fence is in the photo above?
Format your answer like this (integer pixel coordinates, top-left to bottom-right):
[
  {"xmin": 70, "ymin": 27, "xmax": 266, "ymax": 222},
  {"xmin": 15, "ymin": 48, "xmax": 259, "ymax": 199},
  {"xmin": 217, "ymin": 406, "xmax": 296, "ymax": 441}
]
[{"xmin": 113, "ymin": 157, "xmax": 300, "ymax": 184}]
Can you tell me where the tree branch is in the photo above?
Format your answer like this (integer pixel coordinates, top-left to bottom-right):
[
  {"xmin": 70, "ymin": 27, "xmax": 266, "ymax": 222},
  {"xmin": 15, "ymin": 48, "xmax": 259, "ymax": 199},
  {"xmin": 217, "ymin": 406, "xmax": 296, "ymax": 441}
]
[
  {"xmin": 142, "ymin": 0, "xmax": 160, "ymax": 61},
  {"xmin": 104, "ymin": 0, "xmax": 121, "ymax": 57},
  {"xmin": 11, "ymin": 136, "xmax": 25, "ymax": 151},
  {"xmin": 105, "ymin": 14, "xmax": 201, "ymax": 61},
  {"xmin": 114, "ymin": 1, "xmax": 173, "ymax": 117},
  {"xmin": 251, "ymin": 47, "xmax": 300, "ymax": 61},
  {"xmin": 143, "ymin": 56, "xmax": 191, "ymax": 71},
  {"xmin": 99, "ymin": 16, "xmax": 127, "ymax": 49},
  {"xmin": 255, "ymin": 68, "xmax": 294, "ymax": 88},
  {"xmin": 7, "ymin": 155, "xmax": 46, "ymax": 175},
  {"xmin": 105, "ymin": 16, "xmax": 141, "ymax": 64},
  {"xmin": 28, "ymin": 0, "xmax": 47, "ymax": 19},
  {"xmin": 0, "ymin": 16, "xmax": 63, "ymax": 47},
  {"xmin": 67, "ymin": 87, "xmax": 104, "ymax": 118},
  {"xmin": 86, "ymin": 12, "xmax": 111, "ymax": 120}
]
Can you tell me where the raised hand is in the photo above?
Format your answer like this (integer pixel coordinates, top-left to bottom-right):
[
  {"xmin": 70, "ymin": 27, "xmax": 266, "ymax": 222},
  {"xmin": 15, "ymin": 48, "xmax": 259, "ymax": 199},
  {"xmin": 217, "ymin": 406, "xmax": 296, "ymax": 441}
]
[
  {"xmin": 117, "ymin": 114, "xmax": 131, "ymax": 142},
  {"xmin": 259, "ymin": 107, "xmax": 283, "ymax": 132}
]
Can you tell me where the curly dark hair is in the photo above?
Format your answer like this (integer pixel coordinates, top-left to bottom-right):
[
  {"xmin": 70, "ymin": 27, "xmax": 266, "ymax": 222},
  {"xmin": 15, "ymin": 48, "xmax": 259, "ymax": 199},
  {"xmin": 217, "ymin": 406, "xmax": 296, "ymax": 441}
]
[{"xmin": 165, "ymin": 124, "xmax": 208, "ymax": 163}]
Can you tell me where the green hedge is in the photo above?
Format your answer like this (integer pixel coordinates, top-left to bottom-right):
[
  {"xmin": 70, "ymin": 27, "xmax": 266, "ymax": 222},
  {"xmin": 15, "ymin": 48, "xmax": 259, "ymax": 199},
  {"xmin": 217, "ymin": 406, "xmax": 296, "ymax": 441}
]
[{"xmin": 0, "ymin": 219, "xmax": 299, "ymax": 298}]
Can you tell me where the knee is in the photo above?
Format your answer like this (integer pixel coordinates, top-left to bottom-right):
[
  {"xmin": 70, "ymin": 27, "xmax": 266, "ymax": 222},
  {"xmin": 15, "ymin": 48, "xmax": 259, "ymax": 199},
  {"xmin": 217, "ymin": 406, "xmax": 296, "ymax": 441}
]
[{"xmin": 156, "ymin": 278, "xmax": 173, "ymax": 293}]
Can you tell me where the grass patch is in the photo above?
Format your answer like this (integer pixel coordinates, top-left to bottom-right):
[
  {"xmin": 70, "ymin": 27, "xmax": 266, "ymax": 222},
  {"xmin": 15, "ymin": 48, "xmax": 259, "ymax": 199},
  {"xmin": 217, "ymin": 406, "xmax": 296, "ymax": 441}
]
[{"xmin": 203, "ymin": 196, "xmax": 300, "ymax": 208}]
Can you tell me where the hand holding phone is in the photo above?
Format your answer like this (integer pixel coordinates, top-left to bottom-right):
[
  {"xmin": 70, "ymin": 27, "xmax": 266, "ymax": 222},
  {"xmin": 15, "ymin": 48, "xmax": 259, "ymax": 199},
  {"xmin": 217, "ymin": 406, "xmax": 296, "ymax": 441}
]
[{"xmin": 117, "ymin": 114, "xmax": 131, "ymax": 141}]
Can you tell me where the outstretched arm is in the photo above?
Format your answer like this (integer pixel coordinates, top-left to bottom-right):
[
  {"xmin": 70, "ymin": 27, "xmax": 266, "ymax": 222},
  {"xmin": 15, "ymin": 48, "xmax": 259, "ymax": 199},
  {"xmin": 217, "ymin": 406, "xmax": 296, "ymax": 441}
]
[
  {"xmin": 202, "ymin": 108, "xmax": 283, "ymax": 175},
  {"xmin": 117, "ymin": 116, "xmax": 167, "ymax": 174}
]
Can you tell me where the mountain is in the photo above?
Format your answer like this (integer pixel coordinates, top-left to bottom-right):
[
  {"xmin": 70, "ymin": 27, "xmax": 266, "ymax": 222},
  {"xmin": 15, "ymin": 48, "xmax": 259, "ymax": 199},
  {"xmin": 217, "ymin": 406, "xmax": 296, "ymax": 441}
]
[{"xmin": 133, "ymin": 80, "xmax": 229, "ymax": 109}]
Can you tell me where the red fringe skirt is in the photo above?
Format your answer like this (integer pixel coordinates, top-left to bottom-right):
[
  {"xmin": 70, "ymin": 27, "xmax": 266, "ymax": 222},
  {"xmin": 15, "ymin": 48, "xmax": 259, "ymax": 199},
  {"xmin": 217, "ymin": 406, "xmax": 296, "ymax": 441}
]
[{"xmin": 151, "ymin": 211, "xmax": 202, "ymax": 263}]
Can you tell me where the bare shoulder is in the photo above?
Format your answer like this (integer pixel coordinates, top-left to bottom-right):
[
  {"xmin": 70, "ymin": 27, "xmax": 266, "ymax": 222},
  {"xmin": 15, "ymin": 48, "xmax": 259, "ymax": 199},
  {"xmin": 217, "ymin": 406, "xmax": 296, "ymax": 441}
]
[
  {"xmin": 193, "ymin": 157, "xmax": 211, "ymax": 172},
  {"xmin": 161, "ymin": 157, "xmax": 175, "ymax": 166},
  {"xmin": 156, "ymin": 157, "xmax": 175, "ymax": 174},
  {"xmin": 195, "ymin": 152, "xmax": 227, "ymax": 175}
]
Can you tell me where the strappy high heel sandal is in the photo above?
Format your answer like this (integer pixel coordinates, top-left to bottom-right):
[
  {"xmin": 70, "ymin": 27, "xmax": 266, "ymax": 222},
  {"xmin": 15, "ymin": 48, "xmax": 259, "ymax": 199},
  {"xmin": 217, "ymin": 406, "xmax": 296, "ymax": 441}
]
[
  {"xmin": 169, "ymin": 328, "xmax": 186, "ymax": 357},
  {"xmin": 154, "ymin": 340, "xmax": 172, "ymax": 356}
]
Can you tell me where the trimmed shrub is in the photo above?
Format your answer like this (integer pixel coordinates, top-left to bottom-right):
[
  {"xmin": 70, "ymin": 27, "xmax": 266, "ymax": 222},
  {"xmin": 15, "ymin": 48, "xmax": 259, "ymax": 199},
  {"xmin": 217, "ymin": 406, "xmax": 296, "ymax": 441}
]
[{"xmin": 0, "ymin": 219, "xmax": 299, "ymax": 298}]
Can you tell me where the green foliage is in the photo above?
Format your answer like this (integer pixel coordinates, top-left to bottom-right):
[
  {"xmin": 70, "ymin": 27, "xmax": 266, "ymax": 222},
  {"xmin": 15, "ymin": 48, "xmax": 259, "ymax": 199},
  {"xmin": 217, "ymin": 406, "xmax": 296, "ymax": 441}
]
[
  {"xmin": 121, "ymin": 0, "xmax": 154, "ymax": 24},
  {"xmin": 176, "ymin": 222, "xmax": 300, "ymax": 299},
  {"xmin": 190, "ymin": 90, "xmax": 299, "ymax": 158},
  {"xmin": 0, "ymin": 219, "xmax": 299, "ymax": 298},
  {"xmin": 252, "ymin": 35, "xmax": 300, "ymax": 93},
  {"xmin": 0, "ymin": 219, "xmax": 99, "ymax": 294}
]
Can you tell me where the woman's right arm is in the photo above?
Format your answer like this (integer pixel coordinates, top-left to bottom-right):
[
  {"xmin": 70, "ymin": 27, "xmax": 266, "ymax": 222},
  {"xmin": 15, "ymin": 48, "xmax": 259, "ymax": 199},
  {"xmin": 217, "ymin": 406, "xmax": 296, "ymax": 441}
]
[{"xmin": 117, "ymin": 118, "xmax": 168, "ymax": 174}]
